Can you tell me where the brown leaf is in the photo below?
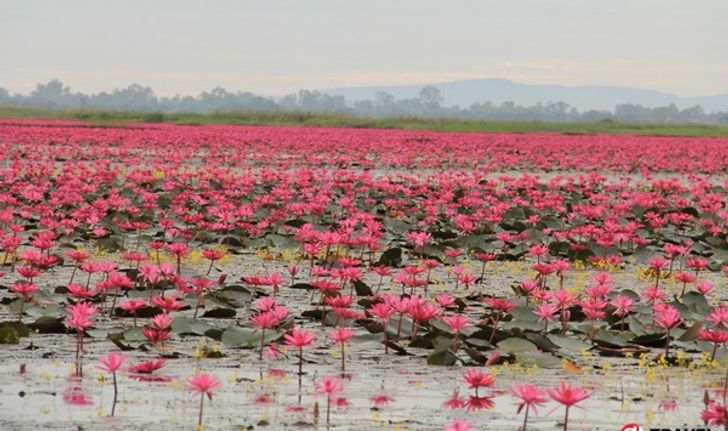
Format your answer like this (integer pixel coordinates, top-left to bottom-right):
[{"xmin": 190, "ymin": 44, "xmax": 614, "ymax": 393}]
[
  {"xmin": 677, "ymin": 320, "xmax": 703, "ymax": 342},
  {"xmin": 562, "ymin": 359, "xmax": 583, "ymax": 375}
]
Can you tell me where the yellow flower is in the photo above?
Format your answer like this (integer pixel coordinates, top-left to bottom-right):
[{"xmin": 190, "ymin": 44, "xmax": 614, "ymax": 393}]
[{"xmin": 645, "ymin": 367, "xmax": 656, "ymax": 384}]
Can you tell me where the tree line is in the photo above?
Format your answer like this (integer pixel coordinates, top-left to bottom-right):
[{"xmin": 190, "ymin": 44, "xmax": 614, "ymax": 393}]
[{"xmin": 1, "ymin": 79, "xmax": 726, "ymax": 124}]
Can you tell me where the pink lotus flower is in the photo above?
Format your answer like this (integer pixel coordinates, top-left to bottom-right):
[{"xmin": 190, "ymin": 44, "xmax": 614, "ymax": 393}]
[
  {"xmin": 699, "ymin": 329, "xmax": 728, "ymax": 361},
  {"xmin": 547, "ymin": 382, "xmax": 590, "ymax": 431},
  {"xmin": 119, "ymin": 299, "xmax": 147, "ymax": 325},
  {"xmin": 151, "ymin": 295, "xmax": 185, "ymax": 313},
  {"xmin": 442, "ymin": 314, "xmax": 472, "ymax": 334},
  {"xmin": 443, "ymin": 419, "xmax": 473, "ymax": 431},
  {"xmin": 696, "ymin": 282, "xmax": 713, "ymax": 296},
  {"xmin": 329, "ymin": 327, "xmax": 354, "ymax": 372},
  {"xmin": 97, "ymin": 353, "xmax": 128, "ymax": 373},
  {"xmin": 707, "ymin": 306, "xmax": 728, "ymax": 330},
  {"xmin": 129, "ymin": 359, "xmax": 166, "ymax": 374},
  {"xmin": 534, "ymin": 302, "xmax": 557, "ymax": 333},
  {"xmin": 201, "ymin": 248, "xmax": 225, "ymax": 274},
  {"xmin": 284, "ymin": 329, "xmax": 317, "ymax": 388},
  {"xmin": 463, "ymin": 369, "xmax": 495, "ymax": 397},
  {"xmin": 188, "ymin": 372, "xmax": 221, "ymax": 429},
  {"xmin": 702, "ymin": 402, "xmax": 727, "ymax": 425},
  {"xmin": 10, "ymin": 282, "xmax": 38, "ymax": 320},
  {"xmin": 369, "ymin": 303, "xmax": 395, "ymax": 353},
  {"xmin": 188, "ymin": 372, "xmax": 221, "ymax": 399},
  {"xmin": 251, "ymin": 311, "xmax": 282, "ymax": 360},
  {"xmin": 655, "ymin": 304, "xmax": 681, "ymax": 357},
  {"xmin": 511, "ymin": 384, "xmax": 548, "ymax": 430},
  {"xmin": 370, "ymin": 395, "xmax": 394, "ymax": 407},
  {"xmin": 315, "ymin": 376, "xmax": 344, "ymax": 425},
  {"xmin": 284, "ymin": 328, "xmax": 317, "ymax": 349},
  {"xmin": 264, "ymin": 272, "xmax": 285, "ymax": 296},
  {"xmin": 97, "ymin": 353, "xmax": 128, "ymax": 416}
]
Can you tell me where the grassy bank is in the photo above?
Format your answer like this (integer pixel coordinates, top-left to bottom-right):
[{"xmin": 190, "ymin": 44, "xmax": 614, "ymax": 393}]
[{"xmin": 1, "ymin": 105, "xmax": 727, "ymax": 137}]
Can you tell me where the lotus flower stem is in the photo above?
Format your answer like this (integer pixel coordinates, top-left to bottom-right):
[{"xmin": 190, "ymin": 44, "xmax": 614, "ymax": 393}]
[{"xmin": 197, "ymin": 392, "xmax": 204, "ymax": 428}]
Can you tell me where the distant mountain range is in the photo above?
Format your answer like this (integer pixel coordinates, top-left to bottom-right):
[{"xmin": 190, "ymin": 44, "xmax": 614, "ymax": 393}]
[{"xmin": 323, "ymin": 78, "xmax": 728, "ymax": 112}]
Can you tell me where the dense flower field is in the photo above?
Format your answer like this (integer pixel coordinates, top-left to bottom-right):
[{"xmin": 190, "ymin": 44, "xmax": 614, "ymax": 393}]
[{"xmin": 1, "ymin": 120, "xmax": 727, "ymax": 430}]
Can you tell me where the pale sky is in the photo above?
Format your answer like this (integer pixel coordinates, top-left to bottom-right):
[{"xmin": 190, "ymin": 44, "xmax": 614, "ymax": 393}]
[{"xmin": 1, "ymin": 0, "xmax": 727, "ymax": 97}]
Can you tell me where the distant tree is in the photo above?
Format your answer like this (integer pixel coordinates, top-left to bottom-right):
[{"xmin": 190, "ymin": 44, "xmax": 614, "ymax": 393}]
[
  {"xmin": 1, "ymin": 79, "xmax": 727, "ymax": 124},
  {"xmin": 418, "ymin": 86, "xmax": 443, "ymax": 115}
]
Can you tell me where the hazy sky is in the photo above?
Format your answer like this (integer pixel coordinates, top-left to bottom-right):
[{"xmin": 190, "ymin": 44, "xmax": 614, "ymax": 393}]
[{"xmin": 2, "ymin": 0, "xmax": 727, "ymax": 97}]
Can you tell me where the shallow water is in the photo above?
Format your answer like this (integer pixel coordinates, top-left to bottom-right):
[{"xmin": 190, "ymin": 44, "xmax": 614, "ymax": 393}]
[
  {"xmin": 1, "ymin": 256, "xmax": 725, "ymax": 430},
  {"xmin": 0, "ymin": 344, "xmax": 721, "ymax": 430}
]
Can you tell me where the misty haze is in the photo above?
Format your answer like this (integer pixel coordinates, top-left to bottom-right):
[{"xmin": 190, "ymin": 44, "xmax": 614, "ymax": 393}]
[{"xmin": 3, "ymin": 78, "xmax": 728, "ymax": 124}]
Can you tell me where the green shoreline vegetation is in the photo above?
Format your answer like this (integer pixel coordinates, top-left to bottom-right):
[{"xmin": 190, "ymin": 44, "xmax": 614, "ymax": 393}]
[{"xmin": 2, "ymin": 105, "xmax": 728, "ymax": 137}]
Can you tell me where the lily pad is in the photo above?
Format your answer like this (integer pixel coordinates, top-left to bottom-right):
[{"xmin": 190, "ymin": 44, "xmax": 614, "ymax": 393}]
[
  {"xmin": 426, "ymin": 349, "xmax": 459, "ymax": 366},
  {"xmin": 201, "ymin": 308, "xmax": 237, "ymax": 319},
  {"xmin": 548, "ymin": 334, "xmax": 592, "ymax": 351},
  {"xmin": 377, "ymin": 248, "xmax": 402, "ymax": 267},
  {"xmin": 27, "ymin": 316, "xmax": 66, "ymax": 334},
  {"xmin": 496, "ymin": 337, "xmax": 538, "ymax": 354},
  {"xmin": 220, "ymin": 325, "xmax": 281, "ymax": 348},
  {"xmin": 593, "ymin": 329, "xmax": 629, "ymax": 348},
  {"xmin": 0, "ymin": 325, "xmax": 21, "ymax": 344},
  {"xmin": 353, "ymin": 279, "xmax": 373, "ymax": 296}
]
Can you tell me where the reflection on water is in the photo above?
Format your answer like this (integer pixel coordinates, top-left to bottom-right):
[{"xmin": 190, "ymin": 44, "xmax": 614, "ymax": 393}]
[{"xmin": 0, "ymin": 349, "xmax": 721, "ymax": 430}]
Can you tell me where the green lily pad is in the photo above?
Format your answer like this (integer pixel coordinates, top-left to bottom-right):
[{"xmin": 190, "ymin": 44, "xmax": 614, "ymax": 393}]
[
  {"xmin": 548, "ymin": 334, "xmax": 592, "ymax": 351},
  {"xmin": 0, "ymin": 324, "xmax": 22, "ymax": 344},
  {"xmin": 517, "ymin": 351, "xmax": 562, "ymax": 368},
  {"xmin": 353, "ymin": 279, "xmax": 373, "ymax": 296},
  {"xmin": 426, "ymin": 349, "xmax": 459, "ymax": 366},
  {"xmin": 220, "ymin": 325, "xmax": 280, "ymax": 348},
  {"xmin": 593, "ymin": 329, "xmax": 628, "ymax": 348},
  {"xmin": 27, "ymin": 316, "xmax": 66, "ymax": 334},
  {"xmin": 377, "ymin": 248, "xmax": 402, "ymax": 267},
  {"xmin": 496, "ymin": 337, "xmax": 538, "ymax": 354},
  {"xmin": 683, "ymin": 292, "xmax": 709, "ymax": 316}
]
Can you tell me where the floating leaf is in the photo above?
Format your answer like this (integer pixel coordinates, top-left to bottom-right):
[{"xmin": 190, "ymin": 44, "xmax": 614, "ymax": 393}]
[
  {"xmin": 548, "ymin": 334, "xmax": 592, "ymax": 351},
  {"xmin": 27, "ymin": 316, "xmax": 66, "ymax": 334},
  {"xmin": 95, "ymin": 237, "xmax": 122, "ymax": 252},
  {"xmin": 683, "ymin": 292, "xmax": 709, "ymax": 316},
  {"xmin": 630, "ymin": 332, "xmax": 667, "ymax": 347},
  {"xmin": 496, "ymin": 337, "xmax": 538, "ymax": 354},
  {"xmin": 204, "ymin": 328, "xmax": 224, "ymax": 341},
  {"xmin": 377, "ymin": 248, "xmax": 402, "ymax": 267},
  {"xmin": 516, "ymin": 351, "xmax": 562, "ymax": 368},
  {"xmin": 283, "ymin": 219, "xmax": 307, "ymax": 228},
  {"xmin": 677, "ymin": 321, "xmax": 703, "ymax": 342},
  {"xmin": 220, "ymin": 326, "xmax": 257, "ymax": 348},
  {"xmin": 465, "ymin": 337, "xmax": 493, "ymax": 349},
  {"xmin": 353, "ymin": 279, "xmax": 373, "ymax": 296},
  {"xmin": 210, "ymin": 286, "xmax": 252, "ymax": 307},
  {"xmin": 0, "ymin": 325, "xmax": 20, "ymax": 344},
  {"xmin": 201, "ymin": 308, "xmax": 237, "ymax": 319},
  {"xmin": 352, "ymin": 333, "xmax": 384, "ymax": 344},
  {"xmin": 593, "ymin": 329, "xmax": 629, "ymax": 348},
  {"xmin": 0, "ymin": 321, "xmax": 29, "ymax": 338},
  {"xmin": 108, "ymin": 331, "xmax": 141, "ymax": 351},
  {"xmin": 220, "ymin": 326, "xmax": 281, "ymax": 348},
  {"xmin": 426, "ymin": 349, "xmax": 459, "ymax": 366}
]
